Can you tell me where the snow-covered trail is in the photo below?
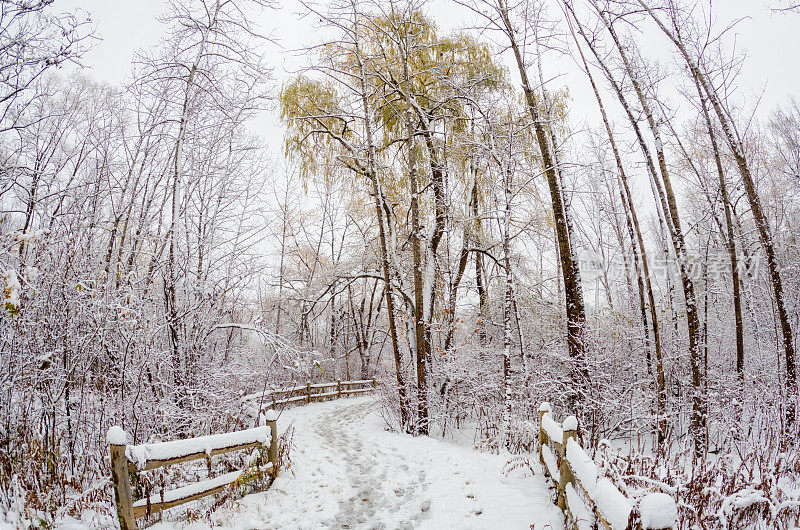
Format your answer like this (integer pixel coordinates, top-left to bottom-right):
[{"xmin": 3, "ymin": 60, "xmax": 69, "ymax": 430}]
[{"xmin": 152, "ymin": 397, "xmax": 564, "ymax": 530}]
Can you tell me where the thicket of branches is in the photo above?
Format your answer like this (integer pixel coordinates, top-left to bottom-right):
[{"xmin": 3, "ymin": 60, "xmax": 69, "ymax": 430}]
[{"xmin": 1, "ymin": 0, "xmax": 799, "ymax": 527}]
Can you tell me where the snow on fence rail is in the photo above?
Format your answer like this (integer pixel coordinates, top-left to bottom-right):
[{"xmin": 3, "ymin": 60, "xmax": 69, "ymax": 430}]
[
  {"xmin": 537, "ymin": 403, "xmax": 677, "ymax": 530},
  {"xmin": 107, "ymin": 416, "xmax": 278, "ymax": 530},
  {"xmin": 243, "ymin": 378, "xmax": 377, "ymax": 412}
]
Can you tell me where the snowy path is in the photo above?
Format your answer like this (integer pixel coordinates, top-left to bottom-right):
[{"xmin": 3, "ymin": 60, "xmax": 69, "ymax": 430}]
[{"xmin": 151, "ymin": 397, "xmax": 564, "ymax": 530}]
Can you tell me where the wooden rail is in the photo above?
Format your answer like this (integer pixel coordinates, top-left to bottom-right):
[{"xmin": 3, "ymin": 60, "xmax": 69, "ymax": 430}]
[
  {"xmin": 538, "ymin": 402, "xmax": 676, "ymax": 530},
  {"xmin": 109, "ymin": 379, "xmax": 377, "ymax": 529}
]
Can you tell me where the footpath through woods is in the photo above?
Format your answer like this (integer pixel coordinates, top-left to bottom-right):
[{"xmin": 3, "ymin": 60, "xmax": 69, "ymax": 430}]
[{"xmin": 147, "ymin": 396, "xmax": 564, "ymax": 530}]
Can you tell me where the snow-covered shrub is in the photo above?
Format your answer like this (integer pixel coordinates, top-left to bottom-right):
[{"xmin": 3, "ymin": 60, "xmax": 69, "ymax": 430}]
[{"xmin": 595, "ymin": 431, "xmax": 800, "ymax": 529}]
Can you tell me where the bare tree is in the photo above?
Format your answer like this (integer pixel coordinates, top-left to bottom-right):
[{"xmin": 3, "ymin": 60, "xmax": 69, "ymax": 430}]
[
  {"xmin": 637, "ymin": 0, "xmax": 797, "ymax": 424},
  {"xmin": 463, "ymin": 0, "xmax": 591, "ymax": 401},
  {"xmin": 563, "ymin": 6, "xmax": 668, "ymax": 447}
]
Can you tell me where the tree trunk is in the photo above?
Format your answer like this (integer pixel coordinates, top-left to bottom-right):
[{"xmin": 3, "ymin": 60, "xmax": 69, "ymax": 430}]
[
  {"xmin": 594, "ymin": 8, "xmax": 705, "ymax": 454},
  {"xmin": 501, "ymin": 165, "xmax": 514, "ymax": 450},
  {"xmin": 354, "ymin": 38, "xmax": 411, "ymax": 432},
  {"xmin": 408, "ymin": 116, "xmax": 429, "ymax": 435},
  {"xmin": 565, "ymin": 4, "xmax": 668, "ymax": 447},
  {"xmin": 473, "ymin": 176, "xmax": 488, "ymax": 345},
  {"xmin": 498, "ymin": 0, "xmax": 589, "ymax": 396},
  {"xmin": 445, "ymin": 155, "xmax": 479, "ymax": 352},
  {"xmin": 691, "ymin": 73, "xmax": 745, "ymax": 377}
]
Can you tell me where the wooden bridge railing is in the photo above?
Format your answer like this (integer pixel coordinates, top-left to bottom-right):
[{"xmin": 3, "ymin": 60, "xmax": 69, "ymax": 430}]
[
  {"xmin": 109, "ymin": 379, "xmax": 376, "ymax": 529},
  {"xmin": 538, "ymin": 402, "xmax": 677, "ymax": 530}
]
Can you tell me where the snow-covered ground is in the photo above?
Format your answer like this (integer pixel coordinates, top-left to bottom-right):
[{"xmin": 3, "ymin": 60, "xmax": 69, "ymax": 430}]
[{"xmin": 133, "ymin": 396, "xmax": 564, "ymax": 530}]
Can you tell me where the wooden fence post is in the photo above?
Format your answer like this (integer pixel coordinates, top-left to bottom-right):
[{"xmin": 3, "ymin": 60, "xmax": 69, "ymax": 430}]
[
  {"xmin": 557, "ymin": 415, "xmax": 578, "ymax": 511},
  {"xmin": 371, "ymin": 378, "xmax": 376, "ymax": 391},
  {"xmin": 108, "ymin": 428, "xmax": 137, "ymax": 530},
  {"xmin": 337, "ymin": 380, "xmax": 342, "ymax": 399},
  {"xmin": 266, "ymin": 415, "xmax": 279, "ymax": 475},
  {"xmin": 306, "ymin": 382, "xmax": 311, "ymax": 404},
  {"xmin": 538, "ymin": 402, "xmax": 551, "ymax": 467}
]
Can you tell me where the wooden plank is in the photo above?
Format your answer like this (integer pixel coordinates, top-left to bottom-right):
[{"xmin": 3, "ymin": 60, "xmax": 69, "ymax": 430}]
[
  {"xmin": 127, "ymin": 441, "xmax": 263, "ymax": 473},
  {"xmin": 242, "ymin": 386, "xmax": 306, "ymax": 402},
  {"xmin": 132, "ymin": 464, "xmax": 272, "ymax": 519},
  {"xmin": 269, "ymin": 385, "xmax": 307, "ymax": 394},
  {"xmin": 311, "ymin": 391, "xmax": 338, "ymax": 401},
  {"xmin": 310, "ymin": 382, "xmax": 337, "ymax": 389},
  {"xmin": 343, "ymin": 388, "xmax": 373, "ymax": 395},
  {"xmin": 250, "ymin": 380, "xmax": 376, "ymax": 402},
  {"xmin": 271, "ymin": 395, "xmax": 307, "ymax": 406}
]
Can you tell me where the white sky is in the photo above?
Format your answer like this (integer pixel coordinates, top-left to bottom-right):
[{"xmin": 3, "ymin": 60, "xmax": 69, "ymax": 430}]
[{"xmin": 61, "ymin": 0, "xmax": 800, "ymax": 155}]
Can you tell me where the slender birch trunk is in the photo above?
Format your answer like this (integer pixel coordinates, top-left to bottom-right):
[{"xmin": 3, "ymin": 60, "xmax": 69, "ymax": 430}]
[{"xmin": 501, "ymin": 164, "xmax": 514, "ymax": 450}]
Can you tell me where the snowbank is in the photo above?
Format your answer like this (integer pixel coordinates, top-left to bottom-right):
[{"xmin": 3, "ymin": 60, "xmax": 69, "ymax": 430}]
[{"xmin": 640, "ymin": 492, "xmax": 677, "ymax": 529}]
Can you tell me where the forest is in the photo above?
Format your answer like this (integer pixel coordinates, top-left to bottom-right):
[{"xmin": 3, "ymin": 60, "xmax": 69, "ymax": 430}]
[{"xmin": 1, "ymin": 0, "xmax": 800, "ymax": 527}]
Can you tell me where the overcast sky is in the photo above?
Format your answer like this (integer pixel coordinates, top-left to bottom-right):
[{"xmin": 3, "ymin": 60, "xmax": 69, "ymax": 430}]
[{"xmin": 61, "ymin": 0, "xmax": 799, "ymax": 153}]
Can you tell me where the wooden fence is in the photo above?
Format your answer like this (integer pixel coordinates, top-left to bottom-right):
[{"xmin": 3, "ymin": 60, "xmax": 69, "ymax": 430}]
[
  {"xmin": 538, "ymin": 402, "xmax": 676, "ymax": 530},
  {"xmin": 109, "ymin": 379, "xmax": 376, "ymax": 529},
  {"xmin": 245, "ymin": 378, "xmax": 377, "ymax": 411}
]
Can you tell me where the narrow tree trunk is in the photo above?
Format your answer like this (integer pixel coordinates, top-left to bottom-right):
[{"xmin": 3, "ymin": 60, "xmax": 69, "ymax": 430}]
[
  {"xmin": 276, "ymin": 183, "xmax": 290, "ymax": 335},
  {"xmin": 690, "ymin": 73, "xmax": 745, "ymax": 377},
  {"xmin": 501, "ymin": 165, "xmax": 514, "ymax": 450},
  {"xmin": 445, "ymin": 156, "xmax": 479, "ymax": 352},
  {"xmin": 408, "ymin": 117, "xmax": 429, "ymax": 435},
  {"xmin": 352, "ymin": 33, "xmax": 411, "ymax": 431},
  {"xmin": 565, "ymin": 6, "xmax": 667, "ymax": 446},
  {"xmin": 165, "ymin": 0, "xmax": 220, "ymax": 428},
  {"xmin": 498, "ymin": 0, "xmax": 589, "ymax": 395},
  {"xmin": 473, "ymin": 178, "xmax": 488, "ymax": 344},
  {"xmin": 595, "ymin": 8, "xmax": 705, "ymax": 454}
]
